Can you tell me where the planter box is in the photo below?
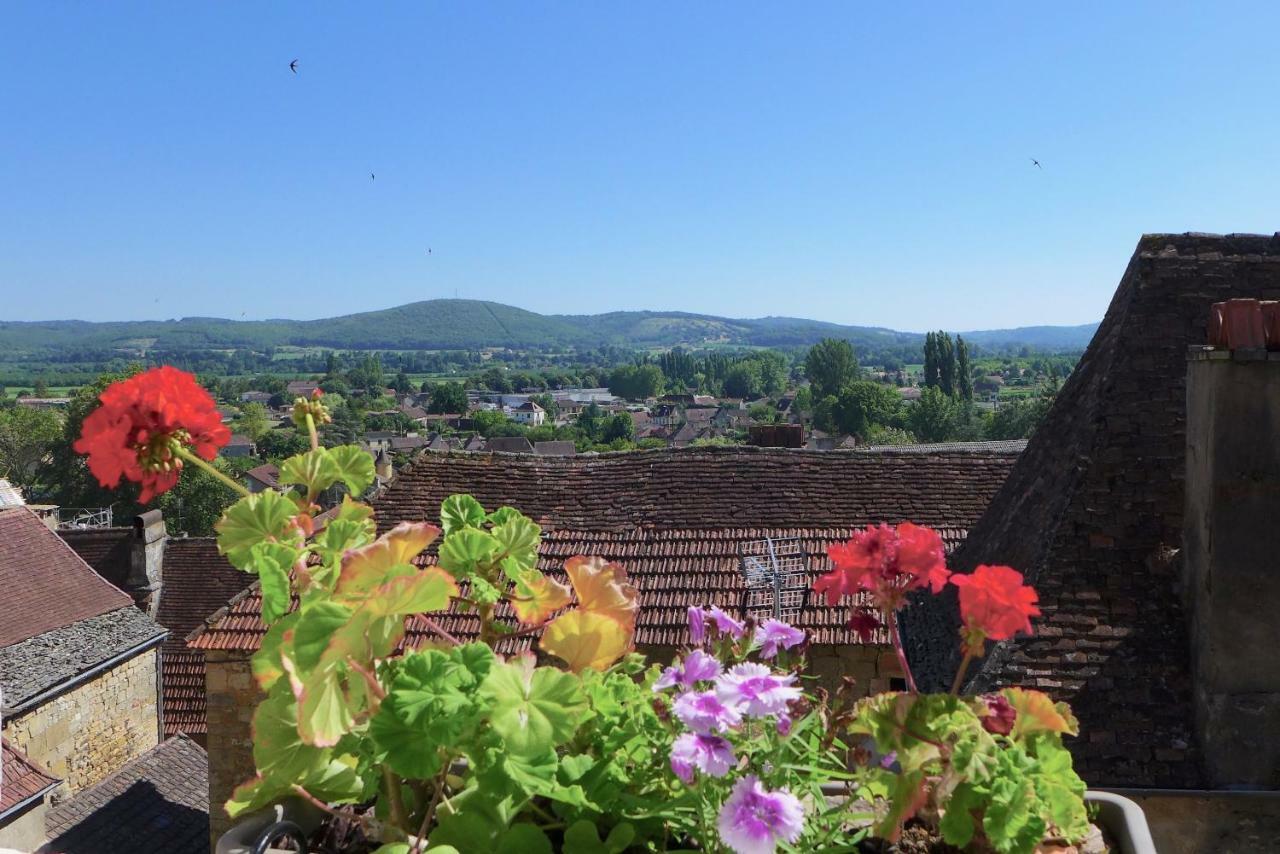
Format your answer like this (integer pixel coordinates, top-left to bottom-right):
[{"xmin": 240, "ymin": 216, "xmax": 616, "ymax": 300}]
[
  {"xmin": 1085, "ymin": 791, "xmax": 1157, "ymax": 854},
  {"xmin": 215, "ymin": 797, "xmax": 324, "ymax": 854}
]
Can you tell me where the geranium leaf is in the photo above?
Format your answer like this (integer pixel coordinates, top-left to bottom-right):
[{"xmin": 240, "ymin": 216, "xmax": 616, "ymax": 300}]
[
  {"xmin": 251, "ymin": 611, "xmax": 298, "ymax": 691},
  {"xmin": 983, "ymin": 776, "xmax": 1045, "ymax": 854},
  {"xmin": 293, "ymin": 602, "xmax": 355, "ymax": 672},
  {"xmin": 327, "ymin": 445, "xmax": 376, "ymax": 495},
  {"xmin": 334, "ymin": 521, "xmax": 441, "ymax": 602},
  {"xmin": 437, "ymin": 528, "xmax": 501, "ymax": 578},
  {"xmin": 1004, "ymin": 687, "xmax": 1079, "ymax": 740},
  {"xmin": 541, "ymin": 610, "xmax": 632, "ymax": 673},
  {"xmin": 297, "ymin": 663, "xmax": 354, "ymax": 747},
  {"xmin": 511, "ymin": 571, "xmax": 572, "ymax": 625},
  {"xmin": 367, "ymin": 568, "xmax": 458, "ymax": 617},
  {"xmin": 441, "ymin": 494, "xmax": 486, "ymax": 535},
  {"xmin": 217, "ymin": 490, "xmax": 302, "ymax": 571},
  {"xmin": 939, "ymin": 783, "xmax": 979, "ymax": 848},
  {"xmin": 369, "ymin": 650, "xmax": 471, "ymax": 778},
  {"xmin": 563, "ymin": 555, "xmax": 639, "ymax": 635},
  {"xmin": 485, "ymin": 505, "xmax": 523, "ymax": 527},
  {"xmin": 491, "ymin": 515, "xmax": 541, "ymax": 577},
  {"xmin": 496, "ymin": 824, "xmax": 553, "ymax": 854},
  {"xmin": 481, "ymin": 657, "xmax": 587, "ymax": 757},
  {"xmin": 278, "ymin": 447, "xmax": 341, "ymax": 496},
  {"xmin": 250, "ymin": 541, "xmax": 301, "ymax": 625}
]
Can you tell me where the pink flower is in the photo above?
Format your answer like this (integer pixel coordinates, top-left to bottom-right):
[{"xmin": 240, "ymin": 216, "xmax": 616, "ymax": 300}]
[
  {"xmin": 670, "ymin": 733, "xmax": 735, "ymax": 783},
  {"xmin": 654, "ymin": 649, "xmax": 723, "ymax": 692},
  {"xmin": 688, "ymin": 605, "xmax": 708, "ymax": 644},
  {"xmin": 755, "ymin": 619, "xmax": 805, "ymax": 659},
  {"xmin": 673, "ymin": 689, "xmax": 743, "ymax": 734},
  {"xmin": 951, "ymin": 565, "xmax": 1040, "ymax": 653},
  {"xmin": 814, "ymin": 523, "xmax": 950, "ymax": 613},
  {"xmin": 776, "ymin": 714, "xmax": 792, "ymax": 736},
  {"xmin": 715, "ymin": 663, "xmax": 802, "ymax": 718},
  {"xmin": 717, "ymin": 775, "xmax": 805, "ymax": 854},
  {"xmin": 708, "ymin": 606, "xmax": 746, "ymax": 639}
]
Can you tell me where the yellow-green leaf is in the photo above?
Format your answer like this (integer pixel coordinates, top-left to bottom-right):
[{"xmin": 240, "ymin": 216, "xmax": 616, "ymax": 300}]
[{"xmin": 540, "ymin": 610, "xmax": 631, "ymax": 673}]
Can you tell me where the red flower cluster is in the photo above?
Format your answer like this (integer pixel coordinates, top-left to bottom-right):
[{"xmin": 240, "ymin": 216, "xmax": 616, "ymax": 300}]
[
  {"xmin": 815, "ymin": 522, "xmax": 950, "ymax": 613},
  {"xmin": 951, "ymin": 564, "xmax": 1040, "ymax": 654},
  {"xmin": 73, "ymin": 367, "xmax": 230, "ymax": 502}
]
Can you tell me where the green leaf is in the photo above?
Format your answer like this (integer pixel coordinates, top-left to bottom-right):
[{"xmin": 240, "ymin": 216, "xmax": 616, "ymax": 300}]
[
  {"xmin": 250, "ymin": 682, "xmax": 321, "ymax": 781},
  {"xmin": 328, "ymin": 445, "xmax": 377, "ymax": 495},
  {"xmin": 296, "ymin": 663, "xmax": 354, "ymax": 747},
  {"xmin": 469, "ymin": 575, "xmax": 502, "ymax": 605},
  {"xmin": 939, "ymin": 783, "xmax": 979, "ymax": 848},
  {"xmin": 496, "ymin": 824, "xmax": 553, "ymax": 854},
  {"xmin": 279, "ymin": 447, "xmax": 341, "ymax": 496},
  {"xmin": 366, "ymin": 568, "xmax": 458, "ymax": 617},
  {"xmin": 250, "ymin": 541, "xmax": 301, "ymax": 625},
  {"xmin": 216, "ymin": 490, "xmax": 301, "ymax": 571},
  {"xmin": 437, "ymin": 528, "xmax": 501, "ymax": 578},
  {"xmin": 564, "ymin": 820, "xmax": 636, "ymax": 854},
  {"xmin": 485, "ymin": 505, "xmax": 523, "ymax": 527},
  {"xmin": 491, "ymin": 515, "xmax": 541, "ymax": 577},
  {"xmin": 292, "ymin": 602, "xmax": 355, "ymax": 672},
  {"xmin": 441, "ymin": 494, "xmax": 486, "ymax": 535},
  {"xmin": 369, "ymin": 650, "xmax": 472, "ymax": 778},
  {"xmin": 983, "ymin": 775, "xmax": 1046, "ymax": 854},
  {"xmin": 251, "ymin": 611, "xmax": 299, "ymax": 691},
  {"xmin": 481, "ymin": 657, "xmax": 587, "ymax": 757}
]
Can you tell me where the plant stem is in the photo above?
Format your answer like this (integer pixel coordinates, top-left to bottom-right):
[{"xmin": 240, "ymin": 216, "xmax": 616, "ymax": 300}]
[
  {"xmin": 176, "ymin": 447, "xmax": 251, "ymax": 497},
  {"xmin": 414, "ymin": 761, "xmax": 451, "ymax": 853},
  {"xmin": 421, "ymin": 617, "xmax": 462, "ymax": 646},
  {"xmin": 886, "ymin": 610, "xmax": 918, "ymax": 694},
  {"xmin": 305, "ymin": 412, "xmax": 319, "ymax": 451},
  {"xmin": 950, "ymin": 649, "xmax": 975, "ymax": 695},
  {"xmin": 383, "ymin": 766, "xmax": 410, "ymax": 834}
]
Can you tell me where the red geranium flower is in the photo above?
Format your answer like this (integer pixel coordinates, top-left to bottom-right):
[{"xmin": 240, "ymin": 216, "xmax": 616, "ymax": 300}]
[
  {"xmin": 815, "ymin": 522, "xmax": 950, "ymax": 612},
  {"xmin": 73, "ymin": 366, "xmax": 230, "ymax": 502},
  {"xmin": 951, "ymin": 564, "xmax": 1040, "ymax": 652}
]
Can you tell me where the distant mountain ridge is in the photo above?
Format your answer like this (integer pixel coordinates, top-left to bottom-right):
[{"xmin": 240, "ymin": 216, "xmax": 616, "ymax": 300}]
[{"xmin": 0, "ymin": 299, "xmax": 1098, "ymax": 354}]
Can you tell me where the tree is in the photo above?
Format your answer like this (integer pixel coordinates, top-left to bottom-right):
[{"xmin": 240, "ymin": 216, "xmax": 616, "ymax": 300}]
[
  {"xmin": 804, "ymin": 339, "xmax": 858, "ymax": 399},
  {"xmin": 601, "ymin": 413, "xmax": 634, "ymax": 443},
  {"xmin": 0, "ymin": 406, "xmax": 61, "ymax": 490},
  {"xmin": 937, "ymin": 332, "xmax": 956, "ymax": 397},
  {"xmin": 428, "ymin": 382, "xmax": 468, "ymax": 414},
  {"xmin": 480, "ymin": 368, "xmax": 513, "ymax": 394},
  {"xmin": 722, "ymin": 362, "xmax": 763, "ymax": 399},
  {"xmin": 257, "ymin": 428, "xmax": 310, "ymax": 461},
  {"xmin": 154, "ymin": 456, "xmax": 245, "ymax": 536},
  {"xmin": 956, "ymin": 336, "xmax": 973, "ymax": 401},
  {"xmin": 577, "ymin": 403, "xmax": 604, "ymax": 441},
  {"xmin": 608, "ymin": 364, "xmax": 664, "ymax": 400},
  {"xmin": 391, "ymin": 370, "xmax": 413, "ymax": 395},
  {"xmin": 233, "ymin": 402, "xmax": 271, "ymax": 442},
  {"xmin": 471, "ymin": 410, "xmax": 513, "ymax": 438},
  {"xmin": 908, "ymin": 386, "xmax": 960, "ymax": 443},
  {"xmin": 834, "ymin": 381, "xmax": 903, "ymax": 437},
  {"xmin": 792, "ymin": 386, "xmax": 813, "ymax": 414},
  {"xmin": 33, "ymin": 379, "xmax": 49, "ymax": 398},
  {"xmin": 923, "ymin": 332, "xmax": 939, "ymax": 389}
]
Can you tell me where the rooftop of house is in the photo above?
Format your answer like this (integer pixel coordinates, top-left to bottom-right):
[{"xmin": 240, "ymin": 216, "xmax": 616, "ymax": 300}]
[
  {"xmin": 908, "ymin": 232, "xmax": 1280, "ymax": 789},
  {"xmin": 58, "ymin": 526, "xmax": 136, "ymax": 590},
  {"xmin": 533, "ymin": 440, "xmax": 577, "ymax": 457},
  {"xmin": 244, "ymin": 463, "xmax": 280, "ymax": 488},
  {"xmin": 154, "ymin": 538, "xmax": 255, "ymax": 736},
  {"xmin": 40, "ymin": 735, "xmax": 208, "ymax": 854},
  {"xmin": 0, "ymin": 507, "xmax": 136, "ymax": 648},
  {"xmin": 189, "ymin": 442, "xmax": 1019, "ymax": 655},
  {"xmin": 1, "ymin": 739, "xmax": 60, "ymax": 820},
  {"xmin": 483, "ymin": 436, "xmax": 535, "ymax": 454}
]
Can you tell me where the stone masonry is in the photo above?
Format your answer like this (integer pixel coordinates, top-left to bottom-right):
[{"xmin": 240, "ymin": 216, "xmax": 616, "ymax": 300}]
[
  {"xmin": 2, "ymin": 649, "xmax": 159, "ymax": 795},
  {"xmin": 203, "ymin": 651, "xmax": 258, "ymax": 846}
]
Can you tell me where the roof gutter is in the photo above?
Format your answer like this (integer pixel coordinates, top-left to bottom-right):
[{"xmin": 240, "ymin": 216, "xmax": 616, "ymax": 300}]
[
  {"xmin": 0, "ymin": 779, "xmax": 61, "ymax": 823},
  {"xmin": 2, "ymin": 629, "xmax": 167, "ymax": 718}
]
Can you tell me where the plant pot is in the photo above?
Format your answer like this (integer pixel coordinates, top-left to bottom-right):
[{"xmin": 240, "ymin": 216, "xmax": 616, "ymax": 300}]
[
  {"xmin": 215, "ymin": 796, "xmax": 325, "ymax": 854},
  {"xmin": 1084, "ymin": 791, "xmax": 1157, "ymax": 854}
]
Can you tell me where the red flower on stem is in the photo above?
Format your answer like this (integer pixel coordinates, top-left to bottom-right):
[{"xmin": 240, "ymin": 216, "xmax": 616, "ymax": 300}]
[
  {"xmin": 73, "ymin": 367, "xmax": 230, "ymax": 502},
  {"xmin": 951, "ymin": 564, "xmax": 1040, "ymax": 654},
  {"xmin": 815, "ymin": 522, "xmax": 950, "ymax": 612}
]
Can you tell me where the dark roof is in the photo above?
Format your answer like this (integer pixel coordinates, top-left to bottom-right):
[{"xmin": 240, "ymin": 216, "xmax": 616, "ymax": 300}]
[
  {"xmin": 374, "ymin": 445, "xmax": 1021, "ymax": 533},
  {"xmin": 1, "ymin": 608, "xmax": 166, "ymax": 714},
  {"xmin": 533, "ymin": 441, "xmax": 577, "ymax": 457},
  {"xmin": 1, "ymin": 739, "xmax": 60, "ymax": 819},
  {"xmin": 190, "ymin": 526, "xmax": 972, "ymax": 654},
  {"xmin": 58, "ymin": 527, "xmax": 134, "ymax": 590},
  {"xmin": 40, "ymin": 735, "xmax": 208, "ymax": 854},
  {"xmin": 910, "ymin": 233, "xmax": 1280, "ymax": 789},
  {"xmin": 390, "ymin": 436, "xmax": 427, "ymax": 451},
  {"xmin": 244, "ymin": 463, "xmax": 279, "ymax": 489},
  {"xmin": 0, "ymin": 507, "xmax": 134, "ymax": 647},
  {"xmin": 483, "ymin": 436, "xmax": 535, "ymax": 454},
  {"xmin": 154, "ymin": 539, "xmax": 255, "ymax": 736}
]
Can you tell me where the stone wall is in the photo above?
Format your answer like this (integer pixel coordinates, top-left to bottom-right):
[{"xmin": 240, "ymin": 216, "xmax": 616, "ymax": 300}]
[
  {"xmin": 204, "ymin": 651, "xmax": 259, "ymax": 846},
  {"xmin": 2, "ymin": 648, "xmax": 159, "ymax": 794}
]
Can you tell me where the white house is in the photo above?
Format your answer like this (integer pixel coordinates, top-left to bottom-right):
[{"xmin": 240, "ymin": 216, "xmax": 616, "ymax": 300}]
[{"xmin": 510, "ymin": 400, "xmax": 545, "ymax": 427}]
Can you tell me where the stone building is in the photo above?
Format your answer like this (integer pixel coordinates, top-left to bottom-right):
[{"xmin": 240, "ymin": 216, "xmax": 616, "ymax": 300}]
[
  {"xmin": 189, "ymin": 441, "xmax": 1022, "ymax": 840},
  {"xmin": 0, "ymin": 739, "xmax": 60, "ymax": 851},
  {"xmin": 0, "ymin": 507, "xmax": 166, "ymax": 794}
]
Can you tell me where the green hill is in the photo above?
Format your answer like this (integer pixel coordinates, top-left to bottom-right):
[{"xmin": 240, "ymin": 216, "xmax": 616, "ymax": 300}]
[{"xmin": 0, "ymin": 299, "xmax": 1098, "ymax": 356}]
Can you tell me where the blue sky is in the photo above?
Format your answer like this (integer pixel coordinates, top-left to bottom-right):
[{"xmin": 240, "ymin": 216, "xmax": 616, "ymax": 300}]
[{"xmin": 2, "ymin": 3, "xmax": 1278, "ymax": 330}]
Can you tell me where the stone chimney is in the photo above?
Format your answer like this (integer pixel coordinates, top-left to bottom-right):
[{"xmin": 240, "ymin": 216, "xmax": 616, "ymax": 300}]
[
  {"xmin": 128, "ymin": 509, "xmax": 167, "ymax": 619},
  {"xmin": 1184, "ymin": 330, "xmax": 1280, "ymax": 787}
]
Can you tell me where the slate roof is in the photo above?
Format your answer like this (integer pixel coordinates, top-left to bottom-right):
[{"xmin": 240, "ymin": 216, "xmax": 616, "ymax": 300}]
[
  {"xmin": 1, "ymin": 608, "xmax": 167, "ymax": 714},
  {"xmin": 483, "ymin": 436, "xmax": 535, "ymax": 454},
  {"xmin": 58, "ymin": 527, "xmax": 134, "ymax": 590},
  {"xmin": 0, "ymin": 507, "xmax": 135, "ymax": 647},
  {"xmin": 244, "ymin": 463, "xmax": 280, "ymax": 490},
  {"xmin": 533, "ymin": 440, "xmax": 577, "ymax": 456},
  {"xmin": 40, "ymin": 735, "xmax": 208, "ymax": 854},
  {"xmin": 154, "ymin": 539, "xmax": 254, "ymax": 736},
  {"xmin": 907, "ymin": 233, "xmax": 1280, "ymax": 789},
  {"xmin": 373, "ymin": 444, "xmax": 1022, "ymax": 533},
  {"xmin": 190, "ymin": 443, "xmax": 1018, "ymax": 654},
  {"xmin": 1, "ymin": 739, "xmax": 60, "ymax": 819}
]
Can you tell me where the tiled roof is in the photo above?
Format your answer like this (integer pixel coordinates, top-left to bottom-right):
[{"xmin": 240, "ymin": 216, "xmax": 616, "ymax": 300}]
[
  {"xmin": 483, "ymin": 437, "xmax": 535, "ymax": 454},
  {"xmin": 908, "ymin": 233, "xmax": 1280, "ymax": 789},
  {"xmin": 191, "ymin": 526, "xmax": 971, "ymax": 654},
  {"xmin": 244, "ymin": 463, "xmax": 280, "ymax": 489},
  {"xmin": 0, "ymin": 507, "xmax": 133, "ymax": 648},
  {"xmin": 533, "ymin": 440, "xmax": 577, "ymax": 456},
  {"xmin": 40, "ymin": 735, "xmax": 208, "ymax": 854},
  {"xmin": 58, "ymin": 527, "xmax": 135, "ymax": 590},
  {"xmin": 373, "ymin": 444, "xmax": 1022, "ymax": 533},
  {"xmin": 1, "ymin": 739, "xmax": 60, "ymax": 818},
  {"xmin": 154, "ymin": 539, "xmax": 254, "ymax": 736},
  {"xmin": 1, "ymin": 608, "xmax": 167, "ymax": 713}
]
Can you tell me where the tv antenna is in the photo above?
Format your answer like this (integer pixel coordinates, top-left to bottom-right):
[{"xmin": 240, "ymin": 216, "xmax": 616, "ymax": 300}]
[{"xmin": 738, "ymin": 537, "xmax": 806, "ymax": 622}]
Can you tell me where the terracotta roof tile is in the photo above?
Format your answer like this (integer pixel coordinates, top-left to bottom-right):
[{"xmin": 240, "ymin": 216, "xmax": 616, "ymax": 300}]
[
  {"xmin": 40, "ymin": 735, "xmax": 208, "ymax": 854},
  {"xmin": 0, "ymin": 508, "xmax": 133, "ymax": 647},
  {"xmin": 1, "ymin": 738, "xmax": 60, "ymax": 817}
]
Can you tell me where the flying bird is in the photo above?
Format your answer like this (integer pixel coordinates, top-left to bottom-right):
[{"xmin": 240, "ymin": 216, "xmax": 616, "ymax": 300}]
[
  {"xmin": 370, "ymin": 172, "xmax": 375, "ymax": 181},
  {"xmin": 289, "ymin": 59, "xmax": 299, "ymax": 74},
  {"xmin": 1030, "ymin": 158, "xmax": 1042, "ymax": 169}
]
